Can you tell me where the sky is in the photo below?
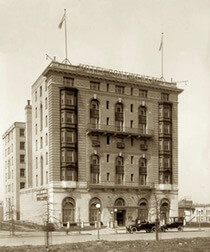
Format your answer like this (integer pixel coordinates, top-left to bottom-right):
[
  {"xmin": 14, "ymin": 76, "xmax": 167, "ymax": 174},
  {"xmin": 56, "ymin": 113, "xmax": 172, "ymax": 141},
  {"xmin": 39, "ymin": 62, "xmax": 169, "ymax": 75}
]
[{"xmin": 0, "ymin": 0, "xmax": 209, "ymax": 203}]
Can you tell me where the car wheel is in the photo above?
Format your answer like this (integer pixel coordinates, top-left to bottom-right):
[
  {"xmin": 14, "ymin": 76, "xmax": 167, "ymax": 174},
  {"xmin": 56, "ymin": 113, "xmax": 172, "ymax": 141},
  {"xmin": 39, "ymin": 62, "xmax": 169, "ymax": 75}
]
[
  {"xmin": 151, "ymin": 227, "xmax": 156, "ymax": 232},
  {"xmin": 178, "ymin": 226, "xmax": 183, "ymax": 232},
  {"xmin": 131, "ymin": 227, "xmax": 138, "ymax": 233},
  {"xmin": 160, "ymin": 226, "xmax": 166, "ymax": 232}
]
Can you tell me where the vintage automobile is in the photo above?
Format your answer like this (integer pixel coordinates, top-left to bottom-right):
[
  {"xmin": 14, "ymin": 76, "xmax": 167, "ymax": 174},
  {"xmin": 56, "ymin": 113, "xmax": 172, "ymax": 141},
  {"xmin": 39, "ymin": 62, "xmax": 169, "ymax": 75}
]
[
  {"xmin": 126, "ymin": 220, "xmax": 156, "ymax": 233},
  {"xmin": 160, "ymin": 217, "xmax": 184, "ymax": 232}
]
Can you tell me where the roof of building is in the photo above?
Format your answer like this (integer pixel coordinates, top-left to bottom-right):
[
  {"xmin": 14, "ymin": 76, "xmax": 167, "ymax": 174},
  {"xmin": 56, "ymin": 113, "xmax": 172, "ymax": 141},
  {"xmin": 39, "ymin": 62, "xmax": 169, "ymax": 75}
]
[{"xmin": 34, "ymin": 61, "xmax": 183, "ymax": 94}]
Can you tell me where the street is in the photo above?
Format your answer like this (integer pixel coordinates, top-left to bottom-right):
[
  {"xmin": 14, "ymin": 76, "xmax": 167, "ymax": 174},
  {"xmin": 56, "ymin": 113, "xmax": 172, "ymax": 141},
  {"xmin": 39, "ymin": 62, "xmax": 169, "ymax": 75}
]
[{"xmin": 0, "ymin": 227, "xmax": 209, "ymax": 247}]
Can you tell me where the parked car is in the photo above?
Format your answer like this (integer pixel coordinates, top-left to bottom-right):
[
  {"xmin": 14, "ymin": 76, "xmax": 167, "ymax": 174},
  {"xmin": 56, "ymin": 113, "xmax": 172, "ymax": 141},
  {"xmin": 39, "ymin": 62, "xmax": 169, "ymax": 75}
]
[
  {"xmin": 160, "ymin": 217, "xmax": 184, "ymax": 232},
  {"xmin": 126, "ymin": 220, "xmax": 156, "ymax": 233}
]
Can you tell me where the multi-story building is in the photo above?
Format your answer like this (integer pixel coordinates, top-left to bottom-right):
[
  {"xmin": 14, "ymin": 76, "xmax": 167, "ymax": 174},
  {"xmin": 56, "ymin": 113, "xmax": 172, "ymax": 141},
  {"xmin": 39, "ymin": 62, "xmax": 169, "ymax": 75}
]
[
  {"xmin": 19, "ymin": 61, "xmax": 182, "ymax": 226},
  {"xmin": 2, "ymin": 122, "xmax": 26, "ymax": 220},
  {"xmin": 0, "ymin": 201, "xmax": 3, "ymax": 221}
]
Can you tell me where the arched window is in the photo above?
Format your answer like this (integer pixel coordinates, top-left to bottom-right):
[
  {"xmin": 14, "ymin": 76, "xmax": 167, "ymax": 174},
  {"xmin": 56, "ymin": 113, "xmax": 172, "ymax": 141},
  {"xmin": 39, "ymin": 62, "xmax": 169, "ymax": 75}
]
[
  {"xmin": 160, "ymin": 199, "xmax": 170, "ymax": 225},
  {"xmin": 139, "ymin": 106, "xmax": 147, "ymax": 133},
  {"xmin": 115, "ymin": 103, "xmax": 123, "ymax": 131},
  {"xmin": 115, "ymin": 156, "xmax": 124, "ymax": 184},
  {"xmin": 114, "ymin": 198, "xmax": 125, "ymax": 207},
  {"xmin": 90, "ymin": 99, "xmax": 99, "ymax": 128},
  {"xmin": 138, "ymin": 199, "xmax": 148, "ymax": 221},
  {"xmin": 62, "ymin": 197, "xmax": 75, "ymax": 223},
  {"xmin": 90, "ymin": 155, "xmax": 100, "ymax": 184},
  {"xmin": 139, "ymin": 158, "xmax": 147, "ymax": 185},
  {"xmin": 89, "ymin": 198, "xmax": 101, "ymax": 223}
]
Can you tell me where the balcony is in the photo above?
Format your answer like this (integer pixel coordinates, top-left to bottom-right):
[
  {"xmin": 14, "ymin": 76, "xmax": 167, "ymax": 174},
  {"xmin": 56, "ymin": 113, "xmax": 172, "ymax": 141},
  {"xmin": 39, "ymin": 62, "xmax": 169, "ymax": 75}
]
[
  {"xmin": 90, "ymin": 164, "xmax": 100, "ymax": 173},
  {"xmin": 139, "ymin": 115, "xmax": 146, "ymax": 124},
  {"xmin": 88, "ymin": 181, "xmax": 154, "ymax": 191},
  {"xmin": 139, "ymin": 167, "xmax": 147, "ymax": 175},
  {"xmin": 90, "ymin": 109, "xmax": 99, "ymax": 118},
  {"xmin": 140, "ymin": 144, "xmax": 148, "ymax": 151},
  {"xmin": 115, "ymin": 165, "xmax": 124, "ymax": 174},
  {"xmin": 116, "ymin": 142, "xmax": 125, "ymax": 149},
  {"xmin": 159, "ymin": 166, "xmax": 172, "ymax": 172},
  {"xmin": 115, "ymin": 112, "xmax": 124, "ymax": 121},
  {"xmin": 87, "ymin": 124, "xmax": 154, "ymax": 139},
  {"xmin": 92, "ymin": 140, "xmax": 100, "ymax": 147}
]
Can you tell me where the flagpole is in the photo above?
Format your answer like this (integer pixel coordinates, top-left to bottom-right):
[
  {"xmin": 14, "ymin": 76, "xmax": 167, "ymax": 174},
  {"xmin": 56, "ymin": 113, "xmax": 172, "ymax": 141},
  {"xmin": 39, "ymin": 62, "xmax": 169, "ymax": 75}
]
[
  {"xmin": 161, "ymin": 32, "xmax": 163, "ymax": 79},
  {"xmin": 64, "ymin": 9, "xmax": 68, "ymax": 63}
]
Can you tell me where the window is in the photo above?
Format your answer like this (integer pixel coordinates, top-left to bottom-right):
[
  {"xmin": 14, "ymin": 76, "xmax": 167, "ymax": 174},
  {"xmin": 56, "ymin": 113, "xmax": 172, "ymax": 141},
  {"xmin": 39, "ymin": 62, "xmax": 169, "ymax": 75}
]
[
  {"xmin": 131, "ymin": 174, "xmax": 134, "ymax": 182},
  {"xmin": 106, "ymin": 83, "xmax": 109, "ymax": 92},
  {"xmin": 20, "ymin": 128, "xmax": 25, "ymax": 137},
  {"xmin": 45, "ymin": 133, "xmax": 48, "ymax": 146},
  {"xmin": 46, "ymin": 171, "xmax": 48, "ymax": 184},
  {"xmin": 62, "ymin": 149, "xmax": 76, "ymax": 163},
  {"xmin": 46, "ymin": 152, "xmax": 48, "ymax": 165},
  {"xmin": 61, "ymin": 130, "xmax": 76, "ymax": 144},
  {"xmin": 45, "ymin": 80, "xmax": 47, "ymax": 91},
  {"xmin": 115, "ymin": 85, "xmax": 124, "ymax": 94},
  {"xmin": 106, "ymin": 117, "xmax": 109, "ymax": 125},
  {"xmin": 90, "ymin": 81, "xmax": 100, "ymax": 90},
  {"xmin": 45, "ymin": 115, "xmax": 48, "ymax": 127},
  {"xmin": 130, "ymin": 120, "xmax": 133, "ymax": 128},
  {"xmin": 107, "ymin": 154, "xmax": 110, "ymax": 163},
  {"xmin": 139, "ymin": 158, "xmax": 147, "ymax": 185},
  {"xmin": 107, "ymin": 173, "xmax": 110, "ymax": 181},
  {"xmin": 20, "ymin": 142, "xmax": 25, "ymax": 150},
  {"xmin": 61, "ymin": 111, "xmax": 76, "ymax": 124},
  {"xmin": 20, "ymin": 182, "xmax": 25, "ymax": 189},
  {"xmin": 36, "ymin": 140, "xmax": 38, "ymax": 151},
  {"xmin": 139, "ymin": 89, "xmax": 147, "ymax": 98},
  {"xmin": 40, "ymin": 104, "xmax": 43, "ymax": 131},
  {"xmin": 131, "ymin": 138, "xmax": 134, "ymax": 146},
  {"xmin": 45, "ymin": 97, "xmax": 47, "ymax": 109},
  {"xmin": 115, "ymin": 156, "xmax": 124, "ymax": 184},
  {"xmin": 40, "ymin": 137, "xmax": 43, "ymax": 149},
  {"xmin": 35, "ymin": 91, "xmax": 37, "ymax": 101},
  {"xmin": 131, "ymin": 88, "xmax": 133, "ymax": 96},
  {"xmin": 106, "ymin": 136, "xmax": 110, "ymax": 145},
  {"xmin": 35, "ymin": 124, "xmax": 37, "ymax": 134},
  {"xmin": 89, "ymin": 198, "xmax": 101, "ymax": 223},
  {"xmin": 36, "ymin": 157, "xmax": 38, "ymax": 169},
  {"xmin": 106, "ymin": 101, "xmax": 109, "ymax": 109},
  {"xmin": 63, "ymin": 77, "xmax": 74, "ymax": 87},
  {"xmin": 61, "ymin": 91, "xmax": 76, "ymax": 106},
  {"xmin": 35, "ymin": 107, "xmax": 37, "ymax": 118},
  {"xmin": 131, "ymin": 156, "xmax": 134, "ymax": 164},
  {"xmin": 40, "ymin": 86, "xmax": 42, "ymax": 97},
  {"xmin": 20, "ymin": 169, "xmax": 25, "ymax": 177},
  {"xmin": 161, "ymin": 93, "xmax": 169, "ymax": 101},
  {"xmin": 20, "ymin": 155, "xmax": 25, "ymax": 163},
  {"xmin": 139, "ymin": 106, "xmax": 147, "ymax": 133},
  {"xmin": 90, "ymin": 155, "xmax": 100, "ymax": 184},
  {"xmin": 62, "ymin": 197, "xmax": 75, "ymax": 223},
  {"xmin": 130, "ymin": 104, "xmax": 133, "ymax": 112}
]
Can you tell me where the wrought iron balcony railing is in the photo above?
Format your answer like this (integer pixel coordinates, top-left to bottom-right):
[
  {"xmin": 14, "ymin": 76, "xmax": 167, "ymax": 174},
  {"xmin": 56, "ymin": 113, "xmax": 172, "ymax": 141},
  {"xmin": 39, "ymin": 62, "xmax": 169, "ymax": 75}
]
[{"xmin": 87, "ymin": 124, "xmax": 154, "ymax": 138}]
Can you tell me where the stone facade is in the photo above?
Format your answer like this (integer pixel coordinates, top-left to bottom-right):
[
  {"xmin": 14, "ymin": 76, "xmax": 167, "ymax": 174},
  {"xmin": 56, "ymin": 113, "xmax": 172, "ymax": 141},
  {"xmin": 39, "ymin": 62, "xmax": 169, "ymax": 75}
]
[{"xmin": 18, "ymin": 62, "xmax": 182, "ymax": 226}]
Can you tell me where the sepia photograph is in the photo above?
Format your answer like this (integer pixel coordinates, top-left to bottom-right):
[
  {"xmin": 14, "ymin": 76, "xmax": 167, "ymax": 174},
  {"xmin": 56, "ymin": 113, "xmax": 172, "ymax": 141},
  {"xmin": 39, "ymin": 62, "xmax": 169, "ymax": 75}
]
[{"xmin": 0, "ymin": 0, "xmax": 209, "ymax": 251}]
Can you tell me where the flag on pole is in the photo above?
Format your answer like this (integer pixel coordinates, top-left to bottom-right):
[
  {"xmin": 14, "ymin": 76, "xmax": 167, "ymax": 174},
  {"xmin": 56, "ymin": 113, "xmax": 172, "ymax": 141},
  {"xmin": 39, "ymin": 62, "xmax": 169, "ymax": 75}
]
[
  {"xmin": 58, "ymin": 11, "xmax": 66, "ymax": 29},
  {"xmin": 159, "ymin": 33, "xmax": 163, "ymax": 51}
]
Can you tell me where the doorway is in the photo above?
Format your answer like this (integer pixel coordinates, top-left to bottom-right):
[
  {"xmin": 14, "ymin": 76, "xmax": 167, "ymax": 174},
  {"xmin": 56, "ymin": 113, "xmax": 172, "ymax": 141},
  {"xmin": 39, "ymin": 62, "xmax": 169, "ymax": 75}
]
[{"xmin": 116, "ymin": 210, "xmax": 126, "ymax": 226}]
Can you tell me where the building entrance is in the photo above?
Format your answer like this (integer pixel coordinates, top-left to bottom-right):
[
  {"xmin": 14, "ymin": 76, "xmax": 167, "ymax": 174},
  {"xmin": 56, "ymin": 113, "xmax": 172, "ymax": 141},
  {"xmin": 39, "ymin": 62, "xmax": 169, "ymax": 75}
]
[{"xmin": 116, "ymin": 210, "xmax": 126, "ymax": 226}]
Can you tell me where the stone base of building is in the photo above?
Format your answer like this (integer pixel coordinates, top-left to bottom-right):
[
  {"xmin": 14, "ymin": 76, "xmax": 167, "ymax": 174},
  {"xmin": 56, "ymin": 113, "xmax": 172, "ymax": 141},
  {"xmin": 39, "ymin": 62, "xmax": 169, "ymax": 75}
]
[{"xmin": 20, "ymin": 182, "xmax": 178, "ymax": 226}]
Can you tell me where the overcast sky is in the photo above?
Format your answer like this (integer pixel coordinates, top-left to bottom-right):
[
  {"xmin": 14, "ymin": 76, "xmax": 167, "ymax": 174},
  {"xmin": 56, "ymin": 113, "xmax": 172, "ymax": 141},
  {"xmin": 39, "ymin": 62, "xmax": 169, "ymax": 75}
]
[{"xmin": 0, "ymin": 0, "xmax": 209, "ymax": 203}]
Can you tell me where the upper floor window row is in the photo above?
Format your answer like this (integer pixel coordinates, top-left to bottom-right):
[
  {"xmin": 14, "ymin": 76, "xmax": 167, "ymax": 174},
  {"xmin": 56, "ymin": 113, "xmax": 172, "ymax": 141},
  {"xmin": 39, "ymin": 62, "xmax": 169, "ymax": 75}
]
[
  {"xmin": 90, "ymin": 81, "xmax": 100, "ymax": 90},
  {"xmin": 63, "ymin": 77, "xmax": 74, "ymax": 87},
  {"xmin": 115, "ymin": 85, "xmax": 124, "ymax": 94},
  {"xmin": 161, "ymin": 93, "xmax": 169, "ymax": 101}
]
